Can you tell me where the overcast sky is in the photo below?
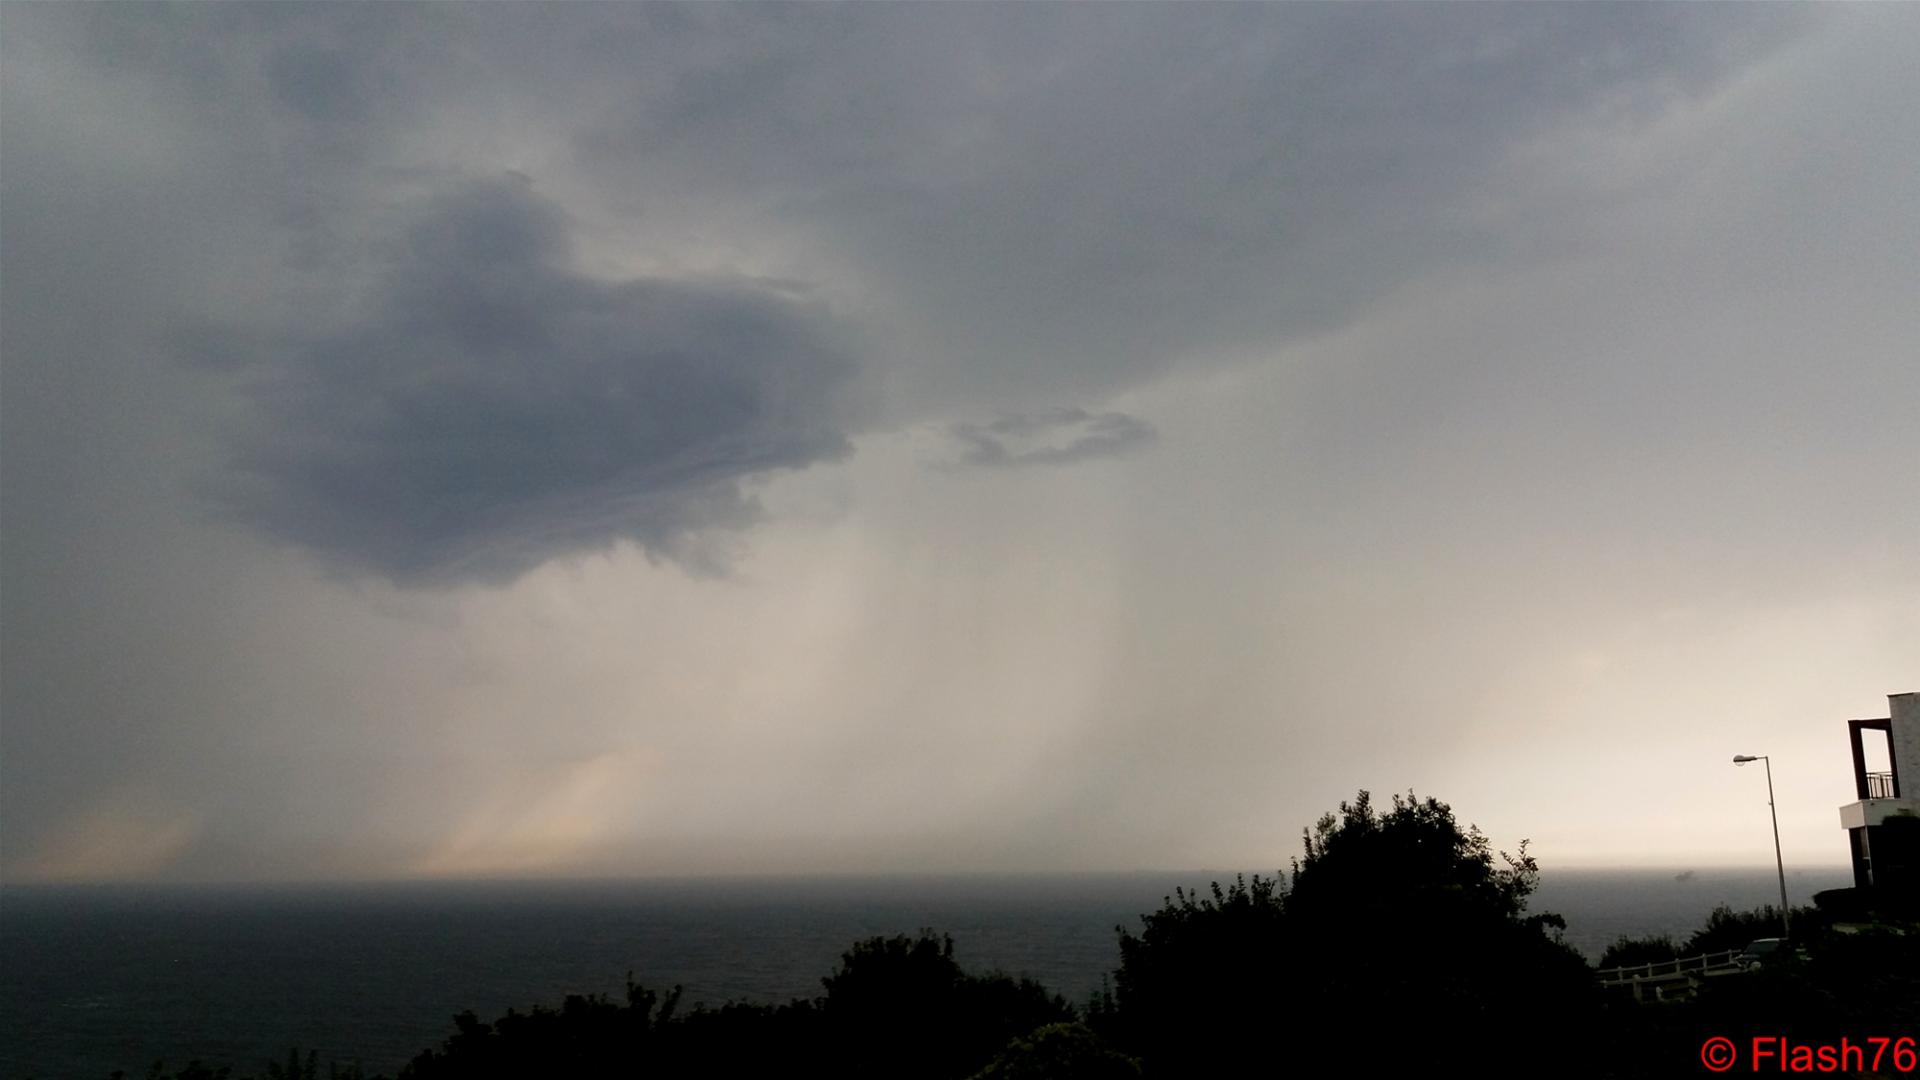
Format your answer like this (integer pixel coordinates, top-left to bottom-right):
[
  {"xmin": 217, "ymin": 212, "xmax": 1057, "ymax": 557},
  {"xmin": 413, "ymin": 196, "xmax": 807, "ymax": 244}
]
[{"xmin": 3, "ymin": 4, "xmax": 1914, "ymax": 883}]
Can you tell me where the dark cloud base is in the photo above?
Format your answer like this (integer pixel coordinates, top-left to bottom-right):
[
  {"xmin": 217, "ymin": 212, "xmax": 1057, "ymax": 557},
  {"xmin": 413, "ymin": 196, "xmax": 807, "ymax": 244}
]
[{"xmin": 212, "ymin": 178, "xmax": 860, "ymax": 586}]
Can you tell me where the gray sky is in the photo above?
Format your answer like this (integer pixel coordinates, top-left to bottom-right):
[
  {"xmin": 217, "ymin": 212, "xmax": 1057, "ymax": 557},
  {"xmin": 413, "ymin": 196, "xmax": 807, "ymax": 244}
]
[{"xmin": 2, "ymin": 3, "xmax": 1914, "ymax": 883}]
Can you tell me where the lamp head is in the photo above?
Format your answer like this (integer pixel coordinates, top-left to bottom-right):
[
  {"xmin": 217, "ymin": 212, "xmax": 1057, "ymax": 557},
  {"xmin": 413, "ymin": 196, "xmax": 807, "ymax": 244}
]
[{"xmin": 1733, "ymin": 755, "xmax": 1759, "ymax": 765}]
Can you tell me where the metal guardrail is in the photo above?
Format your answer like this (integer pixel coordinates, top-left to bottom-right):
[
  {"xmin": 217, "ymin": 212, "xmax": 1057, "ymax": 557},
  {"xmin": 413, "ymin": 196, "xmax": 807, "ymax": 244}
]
[
  {"xmin": 1867, "ymin": 771, "xmax": 1898, "ymax": 799},
  {"xmin": 1594, "ymin": 949, "xmax": 1743, "ymax": 984}
]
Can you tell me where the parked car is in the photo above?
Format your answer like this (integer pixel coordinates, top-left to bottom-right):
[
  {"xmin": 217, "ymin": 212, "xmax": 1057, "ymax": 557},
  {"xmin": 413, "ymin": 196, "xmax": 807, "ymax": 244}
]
[{"xmin": 1736, "ymin": 938, "xmax": 1806, "ymax": 971}]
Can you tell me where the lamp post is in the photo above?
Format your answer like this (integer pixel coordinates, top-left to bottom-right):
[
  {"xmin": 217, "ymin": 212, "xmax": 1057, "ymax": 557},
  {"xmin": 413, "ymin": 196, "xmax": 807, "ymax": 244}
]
[{"xmin": 1732, "ymin": 754, "xmax": 1791, "ymax": 941}]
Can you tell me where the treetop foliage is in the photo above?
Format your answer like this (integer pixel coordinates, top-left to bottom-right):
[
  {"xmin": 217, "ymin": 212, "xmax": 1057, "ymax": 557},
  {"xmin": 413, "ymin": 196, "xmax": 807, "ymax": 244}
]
[
  {"xmin": 1683, "ymin": 902, "xmax": 1820, "ymax": 956},
  {"xmin": 1103, "ymin": 788, "xmax": 1590, "ymax": 1074},
  {"xmin": 1289, "ymin": 788, "xmax": 1540, "ymax": 924}
]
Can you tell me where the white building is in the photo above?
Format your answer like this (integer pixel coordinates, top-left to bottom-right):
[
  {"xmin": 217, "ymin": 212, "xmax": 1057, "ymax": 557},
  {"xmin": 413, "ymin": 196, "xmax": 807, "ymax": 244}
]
[{"xmin": 1838, "ymin": 691, "xmax": 1920, "ymax": 891}]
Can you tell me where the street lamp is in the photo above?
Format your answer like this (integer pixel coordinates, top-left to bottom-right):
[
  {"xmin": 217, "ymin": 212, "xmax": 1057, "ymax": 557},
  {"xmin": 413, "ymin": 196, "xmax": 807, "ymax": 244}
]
[{"xmin": 1732, "ymin": 754, "xmax": 1791, "ymax": 941}]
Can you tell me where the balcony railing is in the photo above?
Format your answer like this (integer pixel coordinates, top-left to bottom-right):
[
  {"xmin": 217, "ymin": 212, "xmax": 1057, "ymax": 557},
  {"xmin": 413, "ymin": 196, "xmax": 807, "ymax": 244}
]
[{"xmin": 1866, "ymin": 771, "xmax": 1898, "ymax": 799}]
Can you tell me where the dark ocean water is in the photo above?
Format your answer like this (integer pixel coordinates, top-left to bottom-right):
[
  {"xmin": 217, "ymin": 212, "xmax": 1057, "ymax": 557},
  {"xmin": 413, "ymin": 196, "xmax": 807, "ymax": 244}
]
[{"xmin": 0, "ymin": 866, "xmax": 1852, "ymax": 1080}]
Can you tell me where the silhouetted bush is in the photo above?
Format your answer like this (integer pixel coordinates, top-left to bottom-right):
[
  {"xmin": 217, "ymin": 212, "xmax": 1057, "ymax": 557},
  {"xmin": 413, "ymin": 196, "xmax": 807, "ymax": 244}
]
[
  {"xmin": 816, "ymin": 930, "xmax": 1076, "ymax": 1078},
  {"xmin": 1596, "ymin": 934, "xmax": 1681, "ymax": 970},
  {"xmin": 390, "ymin": 929, "xmax": 1073, "ymax": 1080},
  {"xmin": 1812, "ymin": 885, "xmax": 1871, "ymax": 921},
  {"xmin": 1682, "ymin": 902, "xmax": 1820, "ymax": 954},
  {"xmin": 1814, "ymin": 882, "xmax": 1920, "ymax": 923},
  {"xmin": 966, "ymin": 1023, "xmax": 1140, "ymax": 1080},
  {"xmin": 92, "ymin": 791, "xmax": 1920, "ymax": 1080}
]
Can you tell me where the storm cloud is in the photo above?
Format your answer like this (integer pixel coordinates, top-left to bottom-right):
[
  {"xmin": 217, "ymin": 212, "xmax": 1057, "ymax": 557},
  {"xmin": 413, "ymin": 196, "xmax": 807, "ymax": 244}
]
[
  {"xmin": 2, "ymin": 3, "xmax": 1915, "ymax": 883},
  {"xmin": 570, "ymin": 3, "xmax": 1815, "ymax": 409},
  {"xmin": 210, "ymin": 178, "xmax": 861, "ymax": 584},
  {"xmin": 949, "ymin": 410, "xmax": 1155, "ymax": 469}
]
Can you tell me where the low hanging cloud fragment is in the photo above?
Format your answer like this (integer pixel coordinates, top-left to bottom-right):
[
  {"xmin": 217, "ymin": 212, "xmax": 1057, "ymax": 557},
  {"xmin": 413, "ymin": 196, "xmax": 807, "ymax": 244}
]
[
  {"xmin": 948, "ymin": 408, "xmax": 1156, "ymax": 469},
  {"xmin": 211, "ymin": 178, "xmax": 862, "ymax": 586}
]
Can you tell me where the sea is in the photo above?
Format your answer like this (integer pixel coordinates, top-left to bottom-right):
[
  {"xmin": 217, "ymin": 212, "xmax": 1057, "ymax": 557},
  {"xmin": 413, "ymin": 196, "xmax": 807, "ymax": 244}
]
[{"xmin": 0, "ymin": 866, "xmax": 1853, "ymax": 1080}]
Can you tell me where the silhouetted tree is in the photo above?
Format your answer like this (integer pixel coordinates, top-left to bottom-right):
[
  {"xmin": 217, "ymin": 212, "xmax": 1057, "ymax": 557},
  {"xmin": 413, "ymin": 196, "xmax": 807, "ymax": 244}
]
[
  {"xmin": 1105, "ymin": 790, "xmax": 1596, "ymax": 1076},
  {"xmin": 1102, "ymin": 874, "xmax": 1286, "ymax": 1072},
  {"xmin": 1289, "ymin": 791, "xmax": 1595, "ymax": 1071},
  {"xmin": 98, "ymin": 792, "xmax": 1919, "ymax": 1080}
]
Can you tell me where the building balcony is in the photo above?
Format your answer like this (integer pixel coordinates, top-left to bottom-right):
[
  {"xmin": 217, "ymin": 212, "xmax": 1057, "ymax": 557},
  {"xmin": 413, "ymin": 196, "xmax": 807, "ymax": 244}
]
[{"xmin": 1840, "ymin": 796, "xmax": 1920, "ymax": 831}]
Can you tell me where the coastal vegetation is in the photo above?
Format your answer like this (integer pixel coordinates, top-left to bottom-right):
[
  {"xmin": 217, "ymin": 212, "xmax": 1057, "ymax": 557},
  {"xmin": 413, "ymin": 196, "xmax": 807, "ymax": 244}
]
[{"xmin": 102, "ymin": 791, "xmax": 1918, "ymax": 1080}]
